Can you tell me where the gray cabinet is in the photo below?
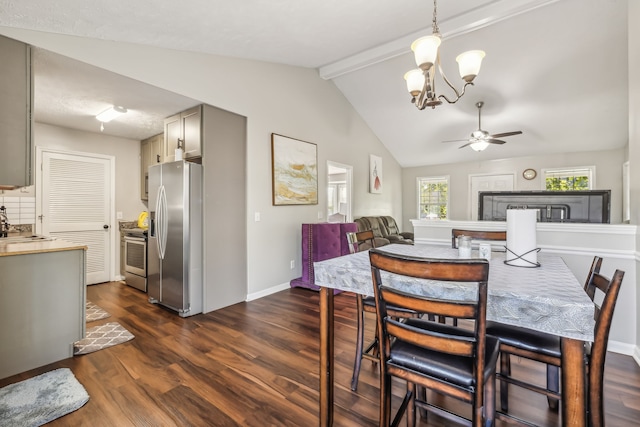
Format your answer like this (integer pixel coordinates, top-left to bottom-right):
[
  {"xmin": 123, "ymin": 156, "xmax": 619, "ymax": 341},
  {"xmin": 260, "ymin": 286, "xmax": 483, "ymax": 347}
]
[
  {"xmin": 164, "ymin": 105, "xmax": 202, "ymax": 162},
  {"xmin": 140, "ymin": 133, "xmax": 163, "ymax": 200},
  {"xmin": 0, "ymin": 35, "xmax": 33, "ymax": 189}
]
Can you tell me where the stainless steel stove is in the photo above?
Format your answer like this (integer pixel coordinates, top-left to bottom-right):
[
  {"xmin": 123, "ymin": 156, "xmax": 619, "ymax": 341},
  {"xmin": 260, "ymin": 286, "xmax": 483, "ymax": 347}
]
[{"xmin": 123, "ymin": 227, "xmax": 148, "ymax": 292}]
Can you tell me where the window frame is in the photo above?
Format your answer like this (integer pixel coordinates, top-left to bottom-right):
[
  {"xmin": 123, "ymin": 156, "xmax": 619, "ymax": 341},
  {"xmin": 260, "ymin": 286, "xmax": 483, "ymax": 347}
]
[
  {"xmin": 541, "ymin": 166, "xmax": 595, "ymax": 191},
  {"xmin": 416, "ymin": 175, "xmax": 449, "ymax": 220}
]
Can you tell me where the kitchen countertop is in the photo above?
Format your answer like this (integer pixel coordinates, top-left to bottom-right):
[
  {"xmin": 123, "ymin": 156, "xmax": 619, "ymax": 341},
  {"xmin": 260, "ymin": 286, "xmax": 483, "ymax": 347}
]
[{"xmin": 0, "ymin": 233, "xmax": 87, "ymax": 257}]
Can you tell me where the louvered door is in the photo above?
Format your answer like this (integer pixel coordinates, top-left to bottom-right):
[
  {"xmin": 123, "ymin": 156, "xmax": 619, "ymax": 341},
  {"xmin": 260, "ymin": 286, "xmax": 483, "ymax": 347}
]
[{"xmin": 40, "ymin": 150, "xmax": 112, "ymax": 284}]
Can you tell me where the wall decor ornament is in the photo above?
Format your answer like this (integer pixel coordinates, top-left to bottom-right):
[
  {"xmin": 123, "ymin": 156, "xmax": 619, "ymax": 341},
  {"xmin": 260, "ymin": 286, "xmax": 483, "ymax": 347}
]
[
  {"xmin": 370, "ymin": 154, "xmax": 382, "ymax": 194},
  {"xmin": 271, "ymin": 133, "xmax": 318, "ymax": 205}
]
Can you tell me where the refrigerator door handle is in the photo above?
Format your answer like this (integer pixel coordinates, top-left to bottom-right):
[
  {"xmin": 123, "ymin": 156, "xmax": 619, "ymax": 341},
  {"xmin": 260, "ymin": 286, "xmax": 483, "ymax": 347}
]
[{"xmin": 156, "ymin": 185, "xmax": 168, "ymax": 260}]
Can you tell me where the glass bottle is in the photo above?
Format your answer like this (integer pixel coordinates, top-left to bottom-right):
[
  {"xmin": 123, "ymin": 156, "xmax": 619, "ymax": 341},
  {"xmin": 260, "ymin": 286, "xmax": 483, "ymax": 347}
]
[{"xmin": 458, "ymin": 235, "xmax": 472, "ymax": 258}]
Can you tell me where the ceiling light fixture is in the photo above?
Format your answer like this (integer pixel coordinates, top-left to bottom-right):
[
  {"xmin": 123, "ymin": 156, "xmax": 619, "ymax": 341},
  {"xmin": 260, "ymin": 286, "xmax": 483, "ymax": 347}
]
[
  {"xmin": 404, "ymin": 0, "xmax": 485, "ymax": 110},
  {"xmin": 96, "ymin": 105, "xmax": 127, "ymax": 123}
]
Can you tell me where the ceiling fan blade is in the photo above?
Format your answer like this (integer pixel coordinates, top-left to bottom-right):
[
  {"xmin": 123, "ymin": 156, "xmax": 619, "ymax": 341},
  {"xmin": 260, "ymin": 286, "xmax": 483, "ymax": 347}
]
[
  {"xmin": 487, "ymin": 139, "xmax": 507, "ymax": 145},
  {"xmin": 490, "ymin": 131, "xmax": 522, "ymax": 138},
  {"xmin": 458, "ymin": 141, "xmax": 474, "ymax": 149},
  {"xmin": 441, "ymin": 139, "xmax": 470, "ymax": 143}
]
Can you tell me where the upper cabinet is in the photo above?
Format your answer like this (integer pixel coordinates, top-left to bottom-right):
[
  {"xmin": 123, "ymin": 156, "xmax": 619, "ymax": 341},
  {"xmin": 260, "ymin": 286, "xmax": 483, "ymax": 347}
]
[
  {"xmin": 140, "ymin": 133, "xmax": 164, "ymax": 200},
  {"xmin": 164, "ymin": 105, "xmax": 202, "ymax": 162},
  {"xmin": 0, "ymin": 35, "xmax": 33, "ymax": 190}
]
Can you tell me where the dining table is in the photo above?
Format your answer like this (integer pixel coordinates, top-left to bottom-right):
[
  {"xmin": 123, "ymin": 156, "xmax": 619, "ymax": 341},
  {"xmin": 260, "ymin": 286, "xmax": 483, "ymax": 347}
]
[{"xmin": 313, "ymin": 243, "xmax": 595, "ymax": 427}]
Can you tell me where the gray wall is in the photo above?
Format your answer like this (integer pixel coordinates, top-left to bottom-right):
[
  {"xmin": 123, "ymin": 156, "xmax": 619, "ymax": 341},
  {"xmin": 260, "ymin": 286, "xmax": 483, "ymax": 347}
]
[{"xmin": 0, "ymin": 27, "xmax": 403, "ymax": 298}]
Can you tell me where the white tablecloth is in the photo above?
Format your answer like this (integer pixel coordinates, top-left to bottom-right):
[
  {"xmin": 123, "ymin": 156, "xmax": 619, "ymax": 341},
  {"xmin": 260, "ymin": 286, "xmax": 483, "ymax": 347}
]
[{"xmin": 313, "ymin": 244, "xmax": 595, "ymax": 342}]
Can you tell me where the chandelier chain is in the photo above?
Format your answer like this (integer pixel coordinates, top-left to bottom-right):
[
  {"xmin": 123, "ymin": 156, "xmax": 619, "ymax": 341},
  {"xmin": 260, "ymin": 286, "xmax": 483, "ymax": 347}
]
[{"xmin": 432, "ymin": 0, "xmax": 440, "ymax": 35}]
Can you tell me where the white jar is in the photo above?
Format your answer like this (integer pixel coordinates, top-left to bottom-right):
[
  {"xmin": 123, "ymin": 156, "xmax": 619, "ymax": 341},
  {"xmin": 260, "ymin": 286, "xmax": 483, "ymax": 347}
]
[{"xmin": 458, "ymin": 236, "xmax": 472, "ymax": 258}]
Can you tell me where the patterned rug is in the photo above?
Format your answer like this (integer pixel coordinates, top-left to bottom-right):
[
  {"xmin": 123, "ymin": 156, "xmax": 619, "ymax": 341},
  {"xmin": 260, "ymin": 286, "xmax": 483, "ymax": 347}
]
[
  {"xmin": 0, "ymin": 368, "xmax": 89, "ymax": 426},
  {"xmin": 85, "ymin": 301, "xmax": 111, "ymax": 322},
  {"xmin": 73, "ymin": 322, "xmax": 134, "ymax": 355}
]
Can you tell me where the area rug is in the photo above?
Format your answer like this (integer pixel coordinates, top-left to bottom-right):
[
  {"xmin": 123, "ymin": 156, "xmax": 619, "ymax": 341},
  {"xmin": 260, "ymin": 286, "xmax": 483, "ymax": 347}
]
[
  {"xmin": 73, "ymin": 322, "xmax": 134, "ymax": 355},
  {"xmin": 85, "ymin": 301, "xmax": 111, "ymax": 322},
  {"xmin": 0, "ymin": 368, "xmax": 89, "ymax": 426}
]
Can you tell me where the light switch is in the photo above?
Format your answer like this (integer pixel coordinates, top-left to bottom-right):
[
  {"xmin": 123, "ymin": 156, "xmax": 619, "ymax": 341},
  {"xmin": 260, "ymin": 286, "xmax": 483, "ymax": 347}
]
[{"xmin": 254, "ymin": 212, "xmax": 261, "ymax": 222}]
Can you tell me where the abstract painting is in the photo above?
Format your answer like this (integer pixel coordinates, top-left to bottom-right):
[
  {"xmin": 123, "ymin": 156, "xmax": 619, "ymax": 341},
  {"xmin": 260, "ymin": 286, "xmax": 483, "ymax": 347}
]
[
  {"xmin": 370, "ymin": 154, "xmax": 382, "ymax": 194},
  {"xmin": 271, "ymin": 133, "xmax": 318, "ymax": 205}
]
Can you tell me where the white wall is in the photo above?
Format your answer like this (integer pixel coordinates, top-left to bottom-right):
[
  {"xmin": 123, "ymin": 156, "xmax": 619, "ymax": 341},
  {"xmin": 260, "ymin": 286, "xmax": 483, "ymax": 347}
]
[
  {"xmin": 34, "ymin": 123, "xmax": 146, "ymax": 222},
  {"xmin": 0, "ymin": 27, "xmax": 403, "ymax": 298},
  {"xmin": 402, "ymin": 148, "xmax": 626, "ymax": 227},
  {"xmin": 628, "ymin": 1, "xmax": 640, "ymax": 359}
]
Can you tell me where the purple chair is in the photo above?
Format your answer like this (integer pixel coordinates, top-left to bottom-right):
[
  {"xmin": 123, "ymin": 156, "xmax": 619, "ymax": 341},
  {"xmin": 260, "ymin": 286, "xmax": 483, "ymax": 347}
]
[{"xmin": 290, "ymin": 222, "xmax": 357, "ymax": 291}]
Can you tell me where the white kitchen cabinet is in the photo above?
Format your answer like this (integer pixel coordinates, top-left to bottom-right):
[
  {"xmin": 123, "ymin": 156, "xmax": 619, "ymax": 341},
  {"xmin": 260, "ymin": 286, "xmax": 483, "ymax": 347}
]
[
  {"xmin": 140, "ymin": 133, "xmax": 163, "ymax": 200},
  {"xmin": 164, "ymin": 105, "xmax": 202, "ymax": 162}
]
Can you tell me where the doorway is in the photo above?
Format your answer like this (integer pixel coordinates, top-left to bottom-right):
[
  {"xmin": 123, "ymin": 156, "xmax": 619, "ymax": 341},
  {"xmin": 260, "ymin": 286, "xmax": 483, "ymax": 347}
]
[
  {"xmin": 469, "ymin": 173, "xmax": 515, "ymax": 220},
  {"xmin": 36, "ymin": 147, "xmax": 115, "ymax": 284},
  {"xmin": 327, "ymin": 161, "xmax": 353, "ymax": 223}
]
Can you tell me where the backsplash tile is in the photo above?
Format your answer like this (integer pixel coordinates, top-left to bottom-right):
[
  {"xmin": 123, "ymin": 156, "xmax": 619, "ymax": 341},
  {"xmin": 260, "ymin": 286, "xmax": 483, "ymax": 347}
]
[{"xmin": 0, "ymin": 196, "xmax": 36, "ymax": 225}]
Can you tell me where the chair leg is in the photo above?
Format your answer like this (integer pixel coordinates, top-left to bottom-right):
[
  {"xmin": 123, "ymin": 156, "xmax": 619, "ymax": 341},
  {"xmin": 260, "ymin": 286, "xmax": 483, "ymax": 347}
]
[
  {"xmin": 402, "ymin": 383, "xmax": 416, "ymax": 427},
  {"xmin": 380, "ymin": 372, "xmax": 392, "ymax": 427},
  {"xmin": 484, "ymin": 373, "xmax": 496, "ymax": 427},
  {"xmin": 350, "ymin": 296, "xmax": 366, "ymax": 391},
  {"xmin": 546, "ymin": 365, "xmax": 560, "ymax": 410},
  {"xmin": 499, "ymin": 352, "xmax": 510, "ymax": 412}
]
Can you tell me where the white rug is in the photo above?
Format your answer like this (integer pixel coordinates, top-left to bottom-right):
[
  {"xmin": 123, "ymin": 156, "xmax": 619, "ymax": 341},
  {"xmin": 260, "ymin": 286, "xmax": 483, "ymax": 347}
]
[
  {"xmin": 0, "ymin": 368, "xmax": 89, "ymax": 426},
  {"xmin": 73, "ymin": 322, "xmax": 134, "ymax": 355},
  {"xmin": 85, "ymin": 301, "xmax": 111, "ymax": 322}
]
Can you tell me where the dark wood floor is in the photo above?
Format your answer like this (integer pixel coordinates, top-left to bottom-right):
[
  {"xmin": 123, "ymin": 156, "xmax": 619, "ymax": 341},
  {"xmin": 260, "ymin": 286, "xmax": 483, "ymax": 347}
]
[{"xmin": 2, "ymin": 282, "xmax": 639, "ymax": 426}]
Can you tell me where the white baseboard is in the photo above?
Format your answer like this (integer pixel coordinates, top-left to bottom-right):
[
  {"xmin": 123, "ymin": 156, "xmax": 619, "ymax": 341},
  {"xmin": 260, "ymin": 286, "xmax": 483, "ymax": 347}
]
[
  {"xmin": 633, "ymin": 346, "xmax": 640, "ymax": 367},
  {"xmin": 246, "ymin": 282, "xmax": 291, "ymax": 301}
]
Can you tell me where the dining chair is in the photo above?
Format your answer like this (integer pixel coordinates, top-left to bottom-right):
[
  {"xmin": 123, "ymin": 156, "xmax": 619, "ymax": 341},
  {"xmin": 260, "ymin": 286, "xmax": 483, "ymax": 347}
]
[
  {"xmin": 441, "ymin": 229, "xmax": 507, "ymax": 327},
  {"xmin": 486, "ymin": 257, "xmax": 624, "ymax": 427},
  {"xmin": 369, "ymin": 249, "xmax": 499, "ymax": 427},
  {"xmin": 451, "ymin": 229, "xmax": 506, "ymax": 249},
  {"xmin": 347, "ymin": 230, "xmax": 420, "ymax": 391}
]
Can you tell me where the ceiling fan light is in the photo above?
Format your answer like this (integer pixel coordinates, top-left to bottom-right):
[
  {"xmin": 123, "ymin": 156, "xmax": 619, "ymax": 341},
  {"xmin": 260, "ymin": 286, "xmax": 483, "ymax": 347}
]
[
  {"xmin": 456, "ymin": 50, "xmax": 485, "ymax": 83},
  {"xmin": 96, "ymin": 105, "xmax": 127, "ymax": 122},
  {"xmin": 411, "ymin": 35, "xmax": 441, "ymax": 71},
  {"xmin": 469, "ymin": 140, "xmax": 489, "ymax": 151},
  {"xmin": 404, "ymin": 69, "xmax": 425, "ymax": 96}
]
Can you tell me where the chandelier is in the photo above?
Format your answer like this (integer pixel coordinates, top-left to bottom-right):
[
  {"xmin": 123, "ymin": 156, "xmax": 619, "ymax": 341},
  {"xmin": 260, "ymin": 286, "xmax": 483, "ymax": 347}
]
[{"xmin": 404, "ymin": 0, "xmax": 485, "ymax": 110}]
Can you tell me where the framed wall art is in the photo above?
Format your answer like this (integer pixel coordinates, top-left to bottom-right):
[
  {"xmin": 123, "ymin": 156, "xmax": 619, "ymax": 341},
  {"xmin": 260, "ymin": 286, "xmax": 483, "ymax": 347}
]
[
  {"xmin": 271, "ymin": 133, "xmax": 318, "ymax": 205},
  {"xmin": 369, "ymin": 154, "xmax": 382, "ymax": 194}
]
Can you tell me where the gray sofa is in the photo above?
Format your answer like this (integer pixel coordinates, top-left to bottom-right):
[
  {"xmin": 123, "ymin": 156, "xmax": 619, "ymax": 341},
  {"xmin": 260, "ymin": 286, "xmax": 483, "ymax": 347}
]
[{"xmin": 354, "ymin": 216, "xmax": 414, "ymax": 249}]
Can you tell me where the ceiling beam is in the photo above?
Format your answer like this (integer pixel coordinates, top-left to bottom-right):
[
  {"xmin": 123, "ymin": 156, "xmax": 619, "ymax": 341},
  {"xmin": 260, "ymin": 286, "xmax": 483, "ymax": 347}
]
[{"xmin": 318, "ymin": 0, "xmax": 560, "ymax": 80}]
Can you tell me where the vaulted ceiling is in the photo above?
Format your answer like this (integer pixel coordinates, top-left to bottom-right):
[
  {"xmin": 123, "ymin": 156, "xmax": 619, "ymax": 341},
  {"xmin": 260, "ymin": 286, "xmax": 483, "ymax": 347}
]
[{"xmin": 0, "ymin": 0, "xmax": 629, "ymax": 167}]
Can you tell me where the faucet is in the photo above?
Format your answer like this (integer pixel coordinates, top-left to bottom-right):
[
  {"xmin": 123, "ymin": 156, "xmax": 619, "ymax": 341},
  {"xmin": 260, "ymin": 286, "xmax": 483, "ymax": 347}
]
[{"xmin": 0, "ymin": 206, "xmax": 9, "ymax": 238}]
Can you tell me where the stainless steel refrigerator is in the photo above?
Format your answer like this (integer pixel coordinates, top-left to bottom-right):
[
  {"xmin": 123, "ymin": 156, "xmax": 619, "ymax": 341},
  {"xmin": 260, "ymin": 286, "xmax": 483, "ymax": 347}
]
[{"xmin": 147, "ymin": 160, "xmax": 203, "ymax": 317}]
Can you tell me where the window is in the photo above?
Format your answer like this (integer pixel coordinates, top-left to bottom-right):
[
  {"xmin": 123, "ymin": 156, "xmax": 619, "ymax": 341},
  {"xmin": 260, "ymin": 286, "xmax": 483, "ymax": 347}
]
[
  {"xmin": 542, "ymin": 166, "xmax": 594, "ymax": 191},
  {"xmin": 417, "ymin": 176, "xmax": 448, "ymax": 219}
]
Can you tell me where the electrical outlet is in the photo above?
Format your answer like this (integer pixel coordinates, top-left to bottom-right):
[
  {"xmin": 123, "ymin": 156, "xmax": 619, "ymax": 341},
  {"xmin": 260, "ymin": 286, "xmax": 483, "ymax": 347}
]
[
  {"xmin": 317, "ymin": 211, "xmax": 323, "ymax": 220},
  {"xmin": 290, "ymin": 260, "xmax": 295, "ymax": 269},
  {"xmin": 116, "ymin": 211, "xmax": 123, "ymax": 219}
]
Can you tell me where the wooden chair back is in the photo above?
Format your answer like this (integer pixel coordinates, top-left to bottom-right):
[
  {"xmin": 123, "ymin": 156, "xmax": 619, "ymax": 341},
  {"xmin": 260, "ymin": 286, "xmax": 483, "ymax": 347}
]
[
  {"xmin": 346, "ymin": 230, "xmax": 376, "ymax": 254},
  {"xmin": 587, "ymin": 268, "xmax": 624, "ymax": 427},
  {"xmin": 451, "ymin": 229, "xmax": 506, "ymax": 248},
  {"xmin": 369, "ymin": 249, "xmax": 490, "ymax": 417}
]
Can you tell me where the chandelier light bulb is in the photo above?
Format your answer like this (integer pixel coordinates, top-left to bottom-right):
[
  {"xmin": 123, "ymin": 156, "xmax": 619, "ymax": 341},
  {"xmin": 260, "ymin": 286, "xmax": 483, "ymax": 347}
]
[
  {"xmin": 456, "ymin": 50, "xmax": 486, "ymax": 83},
  {"xmin": 404, "ymin": 69, "xmax": 426, "ymax": 96},
  {"xmin": 411, "ymin": 35, "xmax": 441, "ymax": 71}
]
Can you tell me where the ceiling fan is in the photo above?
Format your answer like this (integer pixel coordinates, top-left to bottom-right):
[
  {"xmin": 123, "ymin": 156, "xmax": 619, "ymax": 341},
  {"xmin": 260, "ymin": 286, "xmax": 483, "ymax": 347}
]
[{"xmin": 442, "ymin": 101, "xmax": 522, "ymax": 151}]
